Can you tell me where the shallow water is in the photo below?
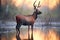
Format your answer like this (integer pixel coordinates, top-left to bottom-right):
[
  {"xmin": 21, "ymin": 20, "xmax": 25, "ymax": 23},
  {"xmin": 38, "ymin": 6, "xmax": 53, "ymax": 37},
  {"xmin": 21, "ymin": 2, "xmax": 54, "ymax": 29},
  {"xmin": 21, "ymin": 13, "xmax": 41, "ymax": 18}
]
[{"xmin": 0, "ymin": 21, "xmax": 60, "ymax": 40}]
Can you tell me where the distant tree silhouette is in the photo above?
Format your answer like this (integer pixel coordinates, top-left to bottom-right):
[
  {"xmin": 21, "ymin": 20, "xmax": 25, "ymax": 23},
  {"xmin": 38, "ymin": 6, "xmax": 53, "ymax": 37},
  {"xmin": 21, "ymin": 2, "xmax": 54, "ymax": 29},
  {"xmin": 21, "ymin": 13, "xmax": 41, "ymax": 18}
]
[{"xmin": 0, "ymin": 0, "xmax": 1, "ymax": 12}]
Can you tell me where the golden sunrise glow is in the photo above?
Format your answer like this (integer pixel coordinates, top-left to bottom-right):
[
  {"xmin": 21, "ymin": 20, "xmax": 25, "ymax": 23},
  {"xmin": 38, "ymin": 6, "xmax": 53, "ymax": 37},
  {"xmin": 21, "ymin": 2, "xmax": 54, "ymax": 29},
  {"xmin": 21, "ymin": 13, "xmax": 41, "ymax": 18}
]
[
  {"xmin": 1, "ymin": 0, "xmax": 59, "ymax": 9},
  {"xmin": 48, "ymin": 0, "xmax": 59, "ymax": 9},
  {"xmin": 33, "ymin": 29, "xmax": 45, "ymax": 40},
  {"xmin": 11, "ymin": 0, "xmax": 23, "ymax": 7},
  {"xmin": 46, "ymin": 29, "xmax": 59, "ymax": 40},
  {"xmin": 11, "ymin": 0, "xmax": 59, "ymax": 10},
  {"xmin": 10, "ymin": 29, "xmax": 59, "ymax": 40},
  {"xmin": 12, "ymin": 36, "xmax": 16, "ymax": 40},
  {"xmin": 11, "ymin": 0, "xmax": 44, "ymax": 8},
  {"xmin": 19, "ymin": 29, "xmax": 59, "ymax": 40}
]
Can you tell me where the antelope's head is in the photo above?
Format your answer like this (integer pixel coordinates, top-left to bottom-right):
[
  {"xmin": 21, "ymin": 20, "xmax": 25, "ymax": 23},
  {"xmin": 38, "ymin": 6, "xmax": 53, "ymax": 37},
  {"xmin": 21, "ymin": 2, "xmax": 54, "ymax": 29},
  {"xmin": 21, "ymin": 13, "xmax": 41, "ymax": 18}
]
[{"xmin": 33, "ymin": 1, "xmax": 42, "ymax": 15}]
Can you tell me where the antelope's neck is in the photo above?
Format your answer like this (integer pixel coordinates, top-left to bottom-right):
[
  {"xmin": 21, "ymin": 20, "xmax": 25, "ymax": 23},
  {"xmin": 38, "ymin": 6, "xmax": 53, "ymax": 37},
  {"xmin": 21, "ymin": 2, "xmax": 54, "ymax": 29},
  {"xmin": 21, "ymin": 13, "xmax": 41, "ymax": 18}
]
[{"xmin": 32, "ymin": 12, "xmax": 37, "ymax": 19}]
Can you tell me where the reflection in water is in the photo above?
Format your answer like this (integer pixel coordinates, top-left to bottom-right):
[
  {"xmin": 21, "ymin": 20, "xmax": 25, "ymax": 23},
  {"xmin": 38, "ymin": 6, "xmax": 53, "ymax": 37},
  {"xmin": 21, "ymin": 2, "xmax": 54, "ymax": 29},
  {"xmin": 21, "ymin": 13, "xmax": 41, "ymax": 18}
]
[
  {"xmin": 0, "ymin": 21, "xmax": 60, "ymax": 40},
  {"xmin": 1, "ymin": 36, "xmax": 7, "ymax": 40},
  {"xmin": 0, "ymin": 28, "xmax": 60, "ymax": 40},
  {"xmin": 1, "ymin": 32, "xmax": 16, "ymax": 40}
]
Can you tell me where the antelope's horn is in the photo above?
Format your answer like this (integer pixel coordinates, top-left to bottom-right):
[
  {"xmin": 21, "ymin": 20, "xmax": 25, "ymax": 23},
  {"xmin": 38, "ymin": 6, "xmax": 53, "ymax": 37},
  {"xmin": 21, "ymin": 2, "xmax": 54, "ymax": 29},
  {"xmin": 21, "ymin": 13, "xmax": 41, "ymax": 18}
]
[
  {"xmin": 37, "ymin": 1, "xmax": 41, "ymax": 7},
  {"xmin": 33, "ymin": 0, "xmax": 36, "ymax": 6}
]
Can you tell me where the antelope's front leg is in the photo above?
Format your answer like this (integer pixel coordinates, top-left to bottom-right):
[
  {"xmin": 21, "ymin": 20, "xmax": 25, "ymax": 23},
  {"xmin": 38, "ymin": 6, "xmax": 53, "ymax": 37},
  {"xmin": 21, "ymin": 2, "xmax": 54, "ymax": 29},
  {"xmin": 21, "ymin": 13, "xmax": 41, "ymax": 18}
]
[
  {"xmin": 16, "ymin": 24, "xmax": 21, "ymax": 40},
  {"xmin": 16, "ymin": 24, "xmax": 20, "ymax": 35},
  {"xmin": 31, "ymin": 25, "xmax": 33, "ymax": 40},
  {"xmin": 28, "ymin": 25, "xmax": 30, "ymax": 40}
]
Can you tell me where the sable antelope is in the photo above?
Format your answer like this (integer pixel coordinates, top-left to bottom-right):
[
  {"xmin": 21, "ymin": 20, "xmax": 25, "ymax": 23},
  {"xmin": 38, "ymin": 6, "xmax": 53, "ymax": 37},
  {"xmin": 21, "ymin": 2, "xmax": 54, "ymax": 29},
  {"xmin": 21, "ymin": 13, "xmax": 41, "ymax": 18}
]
[{"xmin": 16, "ymin": 1, "xmax": 42, "ymax": 40}]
